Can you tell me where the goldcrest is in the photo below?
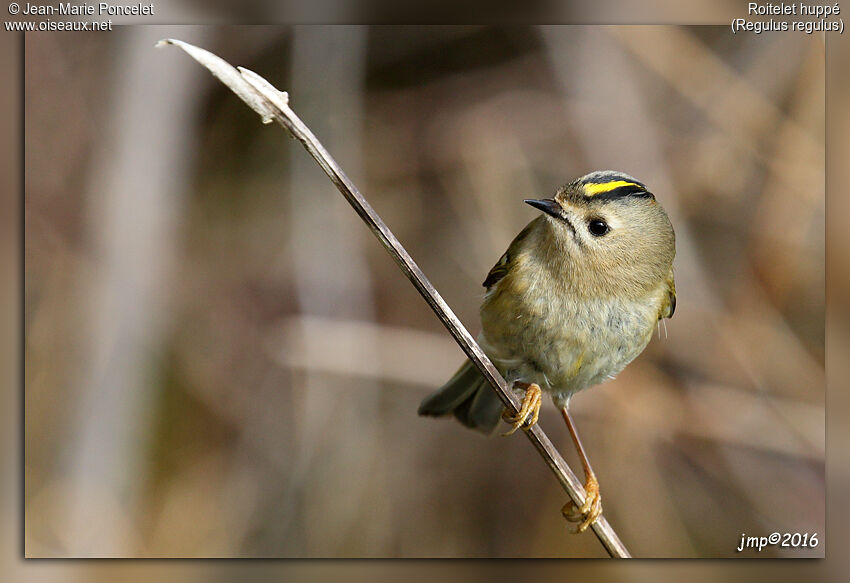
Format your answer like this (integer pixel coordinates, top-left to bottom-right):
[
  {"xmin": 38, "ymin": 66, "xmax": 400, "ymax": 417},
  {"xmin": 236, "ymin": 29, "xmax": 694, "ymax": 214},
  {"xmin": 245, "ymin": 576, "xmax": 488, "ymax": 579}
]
[{"xmin": 419, "ymin": 170, "xmax": 676, "ymax": 532}]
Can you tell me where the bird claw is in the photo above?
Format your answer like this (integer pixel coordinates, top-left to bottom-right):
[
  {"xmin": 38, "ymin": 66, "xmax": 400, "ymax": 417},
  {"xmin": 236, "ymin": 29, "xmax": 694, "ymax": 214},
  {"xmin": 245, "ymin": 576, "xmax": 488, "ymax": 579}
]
[
  {"xmin": 561, "ymin": 474, "xmax": 602, "ymax": 533},
  {"xmin": 501, "ymin": 383, "xmax": 542, "ymax": 435}
]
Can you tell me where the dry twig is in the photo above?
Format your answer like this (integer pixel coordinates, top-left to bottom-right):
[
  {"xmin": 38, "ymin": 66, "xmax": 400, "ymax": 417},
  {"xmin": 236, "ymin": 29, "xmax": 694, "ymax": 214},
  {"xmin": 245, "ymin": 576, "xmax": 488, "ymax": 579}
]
[{"xmin": 157, "ymin": 38, "xmax": 631, "ymax": 558}]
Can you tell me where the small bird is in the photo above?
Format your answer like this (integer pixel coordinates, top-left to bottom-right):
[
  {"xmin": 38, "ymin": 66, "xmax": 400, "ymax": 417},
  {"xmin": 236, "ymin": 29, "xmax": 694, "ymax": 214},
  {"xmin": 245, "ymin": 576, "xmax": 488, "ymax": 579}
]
[{"xmin": 419, "ymin": 171, "xmax": 676, "ymax": 533}]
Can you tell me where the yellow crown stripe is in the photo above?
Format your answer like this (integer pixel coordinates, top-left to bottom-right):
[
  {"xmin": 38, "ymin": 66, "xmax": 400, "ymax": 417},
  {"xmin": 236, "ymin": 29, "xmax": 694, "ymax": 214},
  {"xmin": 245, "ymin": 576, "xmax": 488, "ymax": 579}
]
[{"xmin": 583, "ymin": 180, "xmax": 643, "ymax": 196}]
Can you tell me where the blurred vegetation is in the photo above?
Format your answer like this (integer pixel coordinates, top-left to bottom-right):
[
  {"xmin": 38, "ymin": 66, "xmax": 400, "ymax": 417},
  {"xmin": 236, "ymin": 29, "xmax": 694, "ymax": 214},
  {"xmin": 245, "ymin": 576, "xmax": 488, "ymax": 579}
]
[{"xmin": 24, "ymin": 25, "xmax": 823, "ymax": 557}]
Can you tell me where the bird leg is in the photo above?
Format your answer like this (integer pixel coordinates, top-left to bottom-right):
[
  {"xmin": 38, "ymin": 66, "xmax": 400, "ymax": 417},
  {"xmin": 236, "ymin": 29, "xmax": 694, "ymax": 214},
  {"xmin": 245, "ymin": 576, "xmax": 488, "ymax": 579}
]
[
  {"xmin": 501, "ymin": 381, "xmax": 542, "ymax": 435},
  {"xmin": 560, "ymin": 406, "xmax": 603, "ymax": 533}
]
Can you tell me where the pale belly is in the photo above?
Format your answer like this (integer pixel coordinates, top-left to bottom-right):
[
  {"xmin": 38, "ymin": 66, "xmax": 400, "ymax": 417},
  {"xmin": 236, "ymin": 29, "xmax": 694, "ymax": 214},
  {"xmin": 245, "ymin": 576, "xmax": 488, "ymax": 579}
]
[{"xmin": 479, "ymin": 285, "xmax": 660, "ymax": 408}]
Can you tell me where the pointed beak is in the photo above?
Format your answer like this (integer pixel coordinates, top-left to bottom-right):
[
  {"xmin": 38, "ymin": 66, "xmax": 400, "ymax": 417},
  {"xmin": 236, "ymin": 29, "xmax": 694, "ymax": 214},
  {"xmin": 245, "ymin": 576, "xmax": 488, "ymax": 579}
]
[{"xmin": 524, "ymin": 198, "xmax": 563, "ymax": 219}]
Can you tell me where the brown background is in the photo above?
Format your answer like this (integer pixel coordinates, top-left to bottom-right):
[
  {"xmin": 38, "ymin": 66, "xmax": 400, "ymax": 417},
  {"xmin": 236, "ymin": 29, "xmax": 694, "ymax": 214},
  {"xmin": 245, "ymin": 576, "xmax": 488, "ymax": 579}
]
[{"xmin": 22, "ymin": 25, "xmax": 824, "ymax": 559}]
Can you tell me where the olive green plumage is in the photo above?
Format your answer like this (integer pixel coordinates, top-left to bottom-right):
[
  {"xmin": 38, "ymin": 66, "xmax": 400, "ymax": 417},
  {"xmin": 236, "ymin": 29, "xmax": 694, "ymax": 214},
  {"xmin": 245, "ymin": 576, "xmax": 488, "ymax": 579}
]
[{"xmin": 419, "ymin": 171, "xmax": 676, "ymax": 432}]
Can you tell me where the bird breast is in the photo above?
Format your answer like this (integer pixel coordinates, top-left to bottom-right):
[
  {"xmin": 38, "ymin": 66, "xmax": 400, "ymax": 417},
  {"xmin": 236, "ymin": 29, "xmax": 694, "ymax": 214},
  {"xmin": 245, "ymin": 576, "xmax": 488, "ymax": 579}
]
[{"xmin": 479, "ymin": 265, "xmax": 662, "ymax": 404}]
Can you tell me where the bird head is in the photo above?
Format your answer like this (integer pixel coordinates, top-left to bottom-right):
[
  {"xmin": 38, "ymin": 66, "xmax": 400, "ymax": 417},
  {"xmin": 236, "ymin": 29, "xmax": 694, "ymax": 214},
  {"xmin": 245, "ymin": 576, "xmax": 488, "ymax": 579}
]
[{"xmin": 524, "ymin": 171, "xmax": 675, "ymax": 297}]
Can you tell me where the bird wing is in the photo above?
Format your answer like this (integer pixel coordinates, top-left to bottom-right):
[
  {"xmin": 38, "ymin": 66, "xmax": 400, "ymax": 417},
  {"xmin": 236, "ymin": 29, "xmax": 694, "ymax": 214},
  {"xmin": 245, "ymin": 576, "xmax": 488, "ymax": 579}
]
[
  {"xmin": 482, "ymin": 219, "xmax": 536, "ymax": 291},
  {"xmin": 659, "ymin": 269, "xmax": 676, "ymax": 319}
]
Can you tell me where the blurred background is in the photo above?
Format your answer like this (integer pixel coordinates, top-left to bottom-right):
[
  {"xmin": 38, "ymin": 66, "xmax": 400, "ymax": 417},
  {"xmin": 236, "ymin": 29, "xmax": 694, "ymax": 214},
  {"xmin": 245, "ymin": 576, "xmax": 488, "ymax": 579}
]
[{"xmin": 24, "ymin": 25, "xmax": 824, "ymax": 558}]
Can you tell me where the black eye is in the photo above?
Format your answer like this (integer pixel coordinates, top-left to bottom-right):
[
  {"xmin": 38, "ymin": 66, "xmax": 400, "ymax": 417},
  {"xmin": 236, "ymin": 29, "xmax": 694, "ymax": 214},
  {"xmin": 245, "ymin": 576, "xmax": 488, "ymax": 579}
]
[{"xmin": 587, "ymin": 218, "xmax": 610, "ymax": 236}]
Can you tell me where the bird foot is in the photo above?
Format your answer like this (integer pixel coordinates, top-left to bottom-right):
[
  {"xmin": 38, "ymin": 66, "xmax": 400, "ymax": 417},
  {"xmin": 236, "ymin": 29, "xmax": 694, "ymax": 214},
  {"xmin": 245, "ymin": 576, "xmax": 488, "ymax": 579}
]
[
  {"xmin": 561, "ymin": 473, "xmax": 602, "ymax": 533},
  {"xmin": 501, "ymin": 383, "xmax": 542, "ymax": 435}
]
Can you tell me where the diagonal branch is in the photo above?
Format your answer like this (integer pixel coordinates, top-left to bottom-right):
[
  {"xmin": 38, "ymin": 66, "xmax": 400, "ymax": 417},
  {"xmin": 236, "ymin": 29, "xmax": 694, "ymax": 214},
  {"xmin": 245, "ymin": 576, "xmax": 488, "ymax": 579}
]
[{"xmin": 156, "ymin": 38, "xmax": 631, "ymax": 558}]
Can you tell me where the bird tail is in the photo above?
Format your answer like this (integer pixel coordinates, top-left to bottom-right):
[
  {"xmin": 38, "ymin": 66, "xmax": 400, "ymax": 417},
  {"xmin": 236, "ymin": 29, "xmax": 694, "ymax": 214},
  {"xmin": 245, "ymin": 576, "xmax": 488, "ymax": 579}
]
[{"xmin": 418, "ymin": 360, "xmax": 504, "ymax": 434}]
